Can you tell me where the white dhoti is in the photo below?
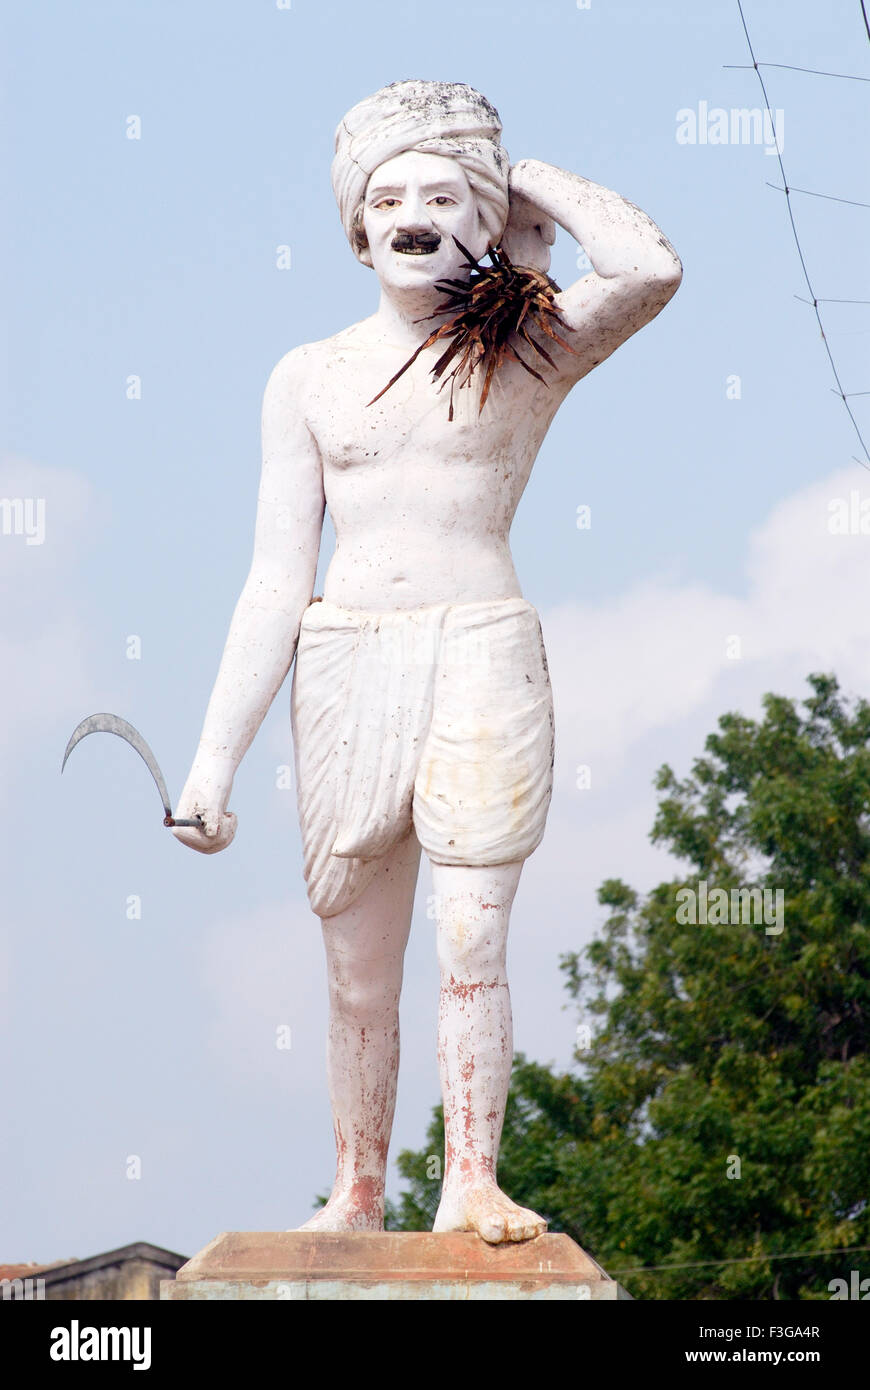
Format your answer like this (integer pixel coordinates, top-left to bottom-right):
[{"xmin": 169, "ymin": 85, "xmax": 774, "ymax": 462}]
[{"xmin": 290, "ymin": 595, "xmax": 555, "ymax": 918}]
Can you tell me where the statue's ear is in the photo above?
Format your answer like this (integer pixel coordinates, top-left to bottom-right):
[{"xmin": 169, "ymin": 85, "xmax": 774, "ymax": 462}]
[
  {"xmin": 351, "ymin": 206, "xmax": 374, "ymax": 268},
  {"xmin": 471, "ymin": 210, "xmax": 497, "ymax": 263}
]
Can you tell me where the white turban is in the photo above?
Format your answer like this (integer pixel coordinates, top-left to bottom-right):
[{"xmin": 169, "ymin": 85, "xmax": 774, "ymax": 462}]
[{"xmin": 332, "ymin": 80, "xmax": 511, "ymax": 267}]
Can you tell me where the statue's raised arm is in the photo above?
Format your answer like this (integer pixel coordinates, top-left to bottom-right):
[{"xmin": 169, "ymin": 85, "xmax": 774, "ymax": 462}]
[{"xmin": 503, "ymin": 158, "xmax": 682, "ymax": 386}]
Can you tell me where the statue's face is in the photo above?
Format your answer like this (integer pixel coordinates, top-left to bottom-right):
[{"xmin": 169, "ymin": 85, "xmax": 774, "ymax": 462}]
[{"xmin": 362, "ymin": 150, "xmax": 487, "ymax": 291}]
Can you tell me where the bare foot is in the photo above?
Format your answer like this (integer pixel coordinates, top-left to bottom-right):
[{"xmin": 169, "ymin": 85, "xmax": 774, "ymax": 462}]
[
  {"xmin": 433, "ymin": 1182, "xmax": 547, "ymax": 1244},
  {"xmin": 291, "ymin": 1178, "xmax": 384, "ymax": 1234}
]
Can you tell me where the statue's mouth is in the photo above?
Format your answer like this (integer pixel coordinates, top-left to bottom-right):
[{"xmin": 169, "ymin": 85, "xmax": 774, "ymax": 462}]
[{"xmin": 392, "ymin": 231, "xmax": 441, "ymax": 256}]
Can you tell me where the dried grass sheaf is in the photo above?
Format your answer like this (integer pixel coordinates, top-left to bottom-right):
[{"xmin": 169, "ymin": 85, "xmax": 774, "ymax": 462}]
[{"xmin": 367, "ymin": 237, "xmax": 578, "ymax": 420}]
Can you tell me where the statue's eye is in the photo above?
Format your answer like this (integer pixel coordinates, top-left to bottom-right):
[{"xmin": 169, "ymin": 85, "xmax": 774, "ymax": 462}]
[
  {"xmin": 431, "ymin": 196, "xmax": 455, "ymax": 206},
  {"xmin": 374, "ymin": 197, "xmax": 399, "ymax": 209}
]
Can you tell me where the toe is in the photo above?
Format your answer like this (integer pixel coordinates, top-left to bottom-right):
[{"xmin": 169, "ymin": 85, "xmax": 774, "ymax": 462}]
[
  {"xmin": 479, "ymin": 1211, "xmax": 507, "ymax": 1244},
  {"xmin": 509, "ymin": 1208, "xmax": 547, "ymax": 1241}
]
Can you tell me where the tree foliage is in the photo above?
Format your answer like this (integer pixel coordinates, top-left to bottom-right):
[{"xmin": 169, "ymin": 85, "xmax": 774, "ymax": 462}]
[{"xmin": 388, "ymin": 675, "xmax": 870, "ymax": 1299}]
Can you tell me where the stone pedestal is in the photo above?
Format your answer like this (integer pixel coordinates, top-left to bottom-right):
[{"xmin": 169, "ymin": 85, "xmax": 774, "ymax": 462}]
[{"xmin": 160, "ymin": 1231, "xmax": 631, "ymax": 1301}]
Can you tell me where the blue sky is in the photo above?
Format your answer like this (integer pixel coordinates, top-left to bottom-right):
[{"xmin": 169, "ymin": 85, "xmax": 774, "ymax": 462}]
[{"xmin": 2, "ymin": 0, "xmax": 868, "ymax": 1265}]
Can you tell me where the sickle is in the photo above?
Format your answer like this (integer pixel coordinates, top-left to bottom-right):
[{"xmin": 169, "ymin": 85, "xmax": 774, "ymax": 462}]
[{"xmin": 61, "ymin": 713, "xmax": 204, "ymax": 828}]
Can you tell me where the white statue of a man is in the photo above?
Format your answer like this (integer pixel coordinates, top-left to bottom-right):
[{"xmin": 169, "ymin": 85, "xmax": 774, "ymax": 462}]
[{"xmin": 172, "ymin": 80, "xmax": 681, "ymax": 1243}]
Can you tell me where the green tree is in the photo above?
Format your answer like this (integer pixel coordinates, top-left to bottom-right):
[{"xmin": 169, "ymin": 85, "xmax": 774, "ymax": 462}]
[{"xmin": 387, "ymin": 674, "xmax": 870, "ymax": 1299}]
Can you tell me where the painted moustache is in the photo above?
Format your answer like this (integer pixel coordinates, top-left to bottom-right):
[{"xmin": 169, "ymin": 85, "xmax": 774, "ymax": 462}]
[{"xmin": 391, "ymin": 230, "xmax": 442, "ymax": 255}]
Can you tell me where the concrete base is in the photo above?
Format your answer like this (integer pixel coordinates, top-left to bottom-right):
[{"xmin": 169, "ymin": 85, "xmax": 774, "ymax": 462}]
[{"xmin": 160, "ymin": 1231, "xmax": 631, "ymax": 1301}]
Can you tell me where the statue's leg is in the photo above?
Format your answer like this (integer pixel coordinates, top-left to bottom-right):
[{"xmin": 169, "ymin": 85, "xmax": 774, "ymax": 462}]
[
  {"xmin": 296, "ymin": 828, "xmax": 422, "ymax": 1233},
  {"xmin": 430, "ymin": 860, "xmax": 547, "ymax": 1244}
]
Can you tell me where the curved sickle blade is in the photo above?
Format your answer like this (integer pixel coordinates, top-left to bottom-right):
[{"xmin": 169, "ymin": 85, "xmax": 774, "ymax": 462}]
[{"xmin": 62, "ymin": 713, "xmax": 173, "ymax": 820}]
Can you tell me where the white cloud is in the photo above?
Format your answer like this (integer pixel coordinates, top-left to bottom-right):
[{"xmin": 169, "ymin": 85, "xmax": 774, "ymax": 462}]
[
  {"xmin": 540, "ymin": 464, "xmax": 870, "ymax": 787},
  {"xmin": 0, "ymin": 454, "xmax": 102, "ymax": 596},
  {"xmin": 0, "ymin": 456, "xmax": 106, "ymax": 769}
]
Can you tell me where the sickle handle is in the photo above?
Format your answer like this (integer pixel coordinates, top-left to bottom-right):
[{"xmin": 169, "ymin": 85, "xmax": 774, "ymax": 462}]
[{"xmin": 164, "ymin": 815, "xmax": 205, "ymax": 829}]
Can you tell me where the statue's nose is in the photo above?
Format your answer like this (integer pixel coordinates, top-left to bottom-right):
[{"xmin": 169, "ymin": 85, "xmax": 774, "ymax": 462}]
[{"xmin": 396, "ymin": 195, "xmax": 434, "ymax": 231}]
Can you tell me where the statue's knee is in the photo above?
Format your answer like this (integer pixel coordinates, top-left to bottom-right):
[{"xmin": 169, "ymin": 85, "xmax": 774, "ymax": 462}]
[
  {"xmin": 328, "ymin": 965, "xmax": 401, "ymax": 1028},
  {"xmin": 436, "ymin": 909, "xmax": 506, "ymax": 980}
]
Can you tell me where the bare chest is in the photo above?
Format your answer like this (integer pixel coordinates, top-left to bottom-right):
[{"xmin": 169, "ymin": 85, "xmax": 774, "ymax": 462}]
[{"xmin": 304, "ymin": 345, "xmax": 550, "ymax": 475}]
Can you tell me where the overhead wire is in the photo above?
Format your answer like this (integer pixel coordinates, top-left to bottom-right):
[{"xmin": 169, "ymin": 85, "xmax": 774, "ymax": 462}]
[{"xmin": 732, "ymin": 1, "xmax": 870, "ymax": 468}]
